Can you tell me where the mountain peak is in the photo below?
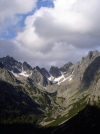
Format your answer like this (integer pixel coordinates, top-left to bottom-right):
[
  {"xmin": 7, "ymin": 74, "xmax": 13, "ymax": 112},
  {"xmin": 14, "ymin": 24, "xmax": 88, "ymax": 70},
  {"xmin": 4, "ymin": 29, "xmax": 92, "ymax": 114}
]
[
  {"xmin": 0, "ymin": 56, "xmax": 22, "ymax": 73},
  {"xmin": 60, "ymin": 62, "xmax": 73, "ymax": 72},
  {"xmin": 36, "ymin": 66, "xmax": 41, "ymax": 70},
  {"xmin": 23, "ymin": 62, "xmax": 32, "ymax": 72},
  {"xmin": 87, "ymin": 50, "xmax": 99, "ymax": 59},
  {"xmin": 6, "ymin": 55, "xmax": 10, "ymax": 58},
  {"xmin": 49, "ymin": 66, "xmax": 61, "ymax": 77},
  {"xmin": 41, "ymin": 68, "xmax": 50, "ymax": 78},
  {"xmin": 6, "ymin": 55, "xmax": 14, "ymax": 60}
]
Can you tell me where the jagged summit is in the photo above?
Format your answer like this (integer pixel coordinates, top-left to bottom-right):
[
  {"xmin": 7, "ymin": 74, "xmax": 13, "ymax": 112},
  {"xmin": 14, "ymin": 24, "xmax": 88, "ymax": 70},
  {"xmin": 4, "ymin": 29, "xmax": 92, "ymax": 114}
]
[
  {"xmin": 41, "ymin": 68, "xmax": 50, "ymax": 78},
  {"xmin": 0, "ymin": 55, "xmax": 22, "ymax": 73},
  {"xmin": 23, "ymin": 61, "xmax": 33, "ymax": 72},
  {"xmin": 0, "ymin": 56, "xmax": 52, "ymax": 87},
  {"xmin": 60, "ymin": 62, "xmax": 73, "ymax": 72},
  {"xmin": 82, "ymin": 56, "xmax": 100, "ymax": 88},
  {"xmin": 0, "ymin": 50, "xmax": 100, "ymax": 87},
  {"xmin": 79, "ymin": 50, "xmax": 100, "ymax": 67},
  {"xmin": 86, "ymin": 50, "xmax": 100, "ymax": 61},
  {"xmin": 1, "ymin": 50, "xmax": 100, "ymax": 134},
  {"xmin": 31, "ymin": 68, "xmax": 51, "ymax": 87},
  {"xmin": 49, "ymin": 66, "xmax": 61, "ymax": 77}
]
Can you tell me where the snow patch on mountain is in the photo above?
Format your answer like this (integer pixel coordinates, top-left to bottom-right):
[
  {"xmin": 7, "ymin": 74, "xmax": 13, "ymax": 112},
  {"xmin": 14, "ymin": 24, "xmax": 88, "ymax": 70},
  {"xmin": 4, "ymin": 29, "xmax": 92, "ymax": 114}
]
[
  {"xmin": 10, "ymin": 70, "xmax": 32, "ymax": 78},
  {"xmin": 19, "ymin": 71, "xmax": 30, "ymax": 77},
  {"xmin": 48, "ymin": 71, "xmax": 74, "ymax": 85},
  {"xmin": 58, "ymin": 74, "xmax": 73, "ymax": 85},
  {"xmin": 18, "ymin": 66, "xmax": 32, "ymax": 77},
  {"xmin": 69, "ymin": 77, "xmax": 72, "ymax": 81},
  {"xmin": 48, "ymin": 75, "xmax": 54, "ymax": 81}
]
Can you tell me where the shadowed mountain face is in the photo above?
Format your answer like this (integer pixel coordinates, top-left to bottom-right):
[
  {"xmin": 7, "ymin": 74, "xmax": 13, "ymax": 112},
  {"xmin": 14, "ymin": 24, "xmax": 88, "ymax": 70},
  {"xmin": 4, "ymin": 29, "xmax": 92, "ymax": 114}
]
[
  {"xmin": 1, "ymin": 50, "xmax": 100, "ymax": 134},
  {"xmin": 0, "ymin": 56, "xmax": 22, "ymax": 73},
  {"xmin": 23, "ymin": 62, "xmax": 33, "ymax": 72},
  {"xmin": 0, "ymin": 80, "xmax": 42, "ymax": 115},
  {"xmin": 41, "ymin": 68, "xmax": 50, "ymax": 78},
  {"xmin": 31, "ymin": 68, "xmax": 51, "ymax": 87},
  {"xmin": 49, "ymin": 62, "xmax": 73, "ymax": 78},
  {"xmin": 34, "ymin": 66, "xmax": 50, "ymax": 78},
  {"xmin": 49, "ymin": 66, "xmax": 61, "ymax": 77},
  {"xmin": 82, "ymin": 56, "xmax": 100, "ymax": 88},
  {"xmin": 60, "ymin": 62, "xmax": 73, "ymax": 72},
  {"xmin": 48, "ymin": 105, "xmax": 100, "ymax": 134}
]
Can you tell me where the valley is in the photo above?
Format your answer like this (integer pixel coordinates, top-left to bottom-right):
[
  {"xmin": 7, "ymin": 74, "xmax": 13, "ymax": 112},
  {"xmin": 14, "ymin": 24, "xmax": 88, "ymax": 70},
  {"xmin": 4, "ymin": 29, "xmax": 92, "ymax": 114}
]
[{"xmin": 1, "ymin": 50, "xmax": 100, "ymax": 134}]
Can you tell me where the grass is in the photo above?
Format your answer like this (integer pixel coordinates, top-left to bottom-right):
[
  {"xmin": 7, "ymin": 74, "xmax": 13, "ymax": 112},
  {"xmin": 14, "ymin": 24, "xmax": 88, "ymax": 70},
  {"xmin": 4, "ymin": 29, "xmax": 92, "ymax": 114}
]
[
  {"xmin": 45, "ymin": 117, "xmax": 55, "ymax": 122},
  {"xmin": 45, "ymin": 94, "xmax": 88, "ymax": 127}
]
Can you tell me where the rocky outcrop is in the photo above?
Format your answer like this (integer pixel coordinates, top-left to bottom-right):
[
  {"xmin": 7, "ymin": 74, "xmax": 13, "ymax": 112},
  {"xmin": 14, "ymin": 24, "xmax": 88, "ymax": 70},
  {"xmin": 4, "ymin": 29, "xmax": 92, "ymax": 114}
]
[
  {"xmin": 23, "ymin": 62, "xmax": 32, "ymax": 73},
  {"xmin": 0, "ymin": 56, "xmax": 52, "ymax": 87},
  {"xmin": 35, "ymin": 66, "xmax": 41, "ymax": 72},
  {"xmin": 31, "ymin": 68, "xmax": 51, "ymax": 87},
  {"xmin": 35, "ymin": 66, "xmax": 50, "ymax": 78},
  {"xmin": 82, "ymin": 56, "xmax": 100, "ymax": 88},
  {"xmin": 0, "ymin": 67, "xmax": 20, "ymax": 84},
  {"xmin": 40, "ymin": 68, "xmax": 50, "ymax": 78},
  {"xmin": 49, "ymin": 66, "xmax": 61, "ymax": 78},
  {"xmin": 80, "ymin": 50, "xmax": 100, "ymax": 66},
  {"xmin": 60, "ymin": 62, "xmax": 73, "ymax": 72},
  {"xmin": 0, "ymin": 55, "xmax": 22, "ymax": 73}
]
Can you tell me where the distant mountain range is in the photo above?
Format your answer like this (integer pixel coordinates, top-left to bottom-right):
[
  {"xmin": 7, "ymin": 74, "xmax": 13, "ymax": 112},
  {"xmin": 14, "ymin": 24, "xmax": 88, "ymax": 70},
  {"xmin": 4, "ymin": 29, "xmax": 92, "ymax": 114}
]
[
  {"xmin": 0, "ymin": 55, "xmax": 74, "ymax": 86},
  {"xmin": 1, "ymin": 50, "xmax": 100, "ymax": 134}
]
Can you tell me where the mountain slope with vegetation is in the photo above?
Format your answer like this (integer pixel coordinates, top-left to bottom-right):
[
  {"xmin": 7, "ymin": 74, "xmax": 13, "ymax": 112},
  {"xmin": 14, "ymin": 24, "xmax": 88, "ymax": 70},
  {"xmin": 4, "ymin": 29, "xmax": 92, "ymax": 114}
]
[{"xmin": 1, "ymin": 50, "xmax": 100, "ymax": 134}]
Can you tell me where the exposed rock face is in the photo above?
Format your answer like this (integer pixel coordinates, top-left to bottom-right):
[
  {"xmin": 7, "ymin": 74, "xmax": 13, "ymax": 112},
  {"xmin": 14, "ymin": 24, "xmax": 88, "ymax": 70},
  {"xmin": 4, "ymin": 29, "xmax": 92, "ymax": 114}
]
[
  {"xmin": 0, "ymin": 62, "xmax": 4, "ymax": 68},
  {"xmin": 82, "ymin": 56, "xmax": 100, "ymax": 88},
  {"xmin": 31, "ymin": 68, "xmax": 51, "ymax": 87},
  {"xmin": 1, "ymin": 50, "xmax": 100, "ymax": 133},
  {"xmin": 80, "ymin": 50, "xmax": 100, "ymax": 66},
  {"xmin": 0, "ymin": 67, "xmax": 20, "ymax": 84},
  {"xmin": 23, "ymin": 62, "xmax": 32, "ymax": 73},
  {"xmin": 60, "ymin": 62, "xmax": 73, "ymax": 72},
  {"xmin": 54, "ymin": 50, "xmax": 100, "ymax": 95},
  {"xmin": 35, "ymin": 66, "xmax": 41, "ymax": 71},
  {"xmin": 0, "ymin": 56, "xmax": 51, "ymax": 87},
  {"xmin": 49, "ymin": 66, "xmax": 61, "ymax": 78},
  {"xmin": 35, "ymin": 66, "xmax": 50, "ymax": 78},
  {"xmin": 0, "ymin": 50, "xmax": 100, "ymax": 89},
  {"xmin": 40, "ymin": 68, "xmax": 50, "ymax": 78},
  {"xmin": 0, "ymin": 56, "xmax": 22, "ymax": 73}
]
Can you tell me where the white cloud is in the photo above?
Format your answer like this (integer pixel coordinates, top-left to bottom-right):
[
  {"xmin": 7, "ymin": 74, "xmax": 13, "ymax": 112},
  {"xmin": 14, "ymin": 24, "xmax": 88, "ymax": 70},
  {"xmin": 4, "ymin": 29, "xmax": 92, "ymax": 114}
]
[
  {"xmin": 0, "ymin": 0, "xmax": 37, "ymax": 34},
  {"xmin": 0, "ymin": 0, "xmax": 37, "ymax": 22},
  {"xmin": 1, "ymin": 0, "xmax": 100, "ymax": 70},
  {"xmin": 0, "ymin": 39, "xmax": 88, "ymax": 70},
  {"xmin": 16, "ymin": 0, "xmax": 100, "ymax": 48}
]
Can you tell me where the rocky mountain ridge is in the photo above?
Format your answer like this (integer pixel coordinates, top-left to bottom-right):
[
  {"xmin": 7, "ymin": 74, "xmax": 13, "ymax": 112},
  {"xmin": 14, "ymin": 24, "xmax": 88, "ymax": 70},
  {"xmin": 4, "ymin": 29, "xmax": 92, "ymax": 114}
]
[
  {"xmin": 1, "ymin": 50, "xmax": 100, "ymax": 134},
  {"xmin": 0, "ymin": 55, "xmax": 74, "ymax": 86}
]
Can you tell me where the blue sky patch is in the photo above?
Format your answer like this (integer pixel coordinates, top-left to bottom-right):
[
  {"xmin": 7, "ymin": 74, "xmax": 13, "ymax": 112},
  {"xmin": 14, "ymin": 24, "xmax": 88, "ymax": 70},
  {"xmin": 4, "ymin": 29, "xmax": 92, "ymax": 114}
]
[
  {"xmin": 37, "ymin": 0, "xmax": 54, "ymax": 9},
  {"xmin": 0, "ymin": 0, "xmax": 54, "ymax": 40}
]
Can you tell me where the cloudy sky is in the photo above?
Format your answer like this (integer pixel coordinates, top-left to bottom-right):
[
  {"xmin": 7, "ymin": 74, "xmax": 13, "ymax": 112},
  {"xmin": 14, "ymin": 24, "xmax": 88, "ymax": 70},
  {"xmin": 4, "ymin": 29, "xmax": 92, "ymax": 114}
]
[{"xmin": 0, "ymin": 0, "xmax": 100, "ymax": 70}]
